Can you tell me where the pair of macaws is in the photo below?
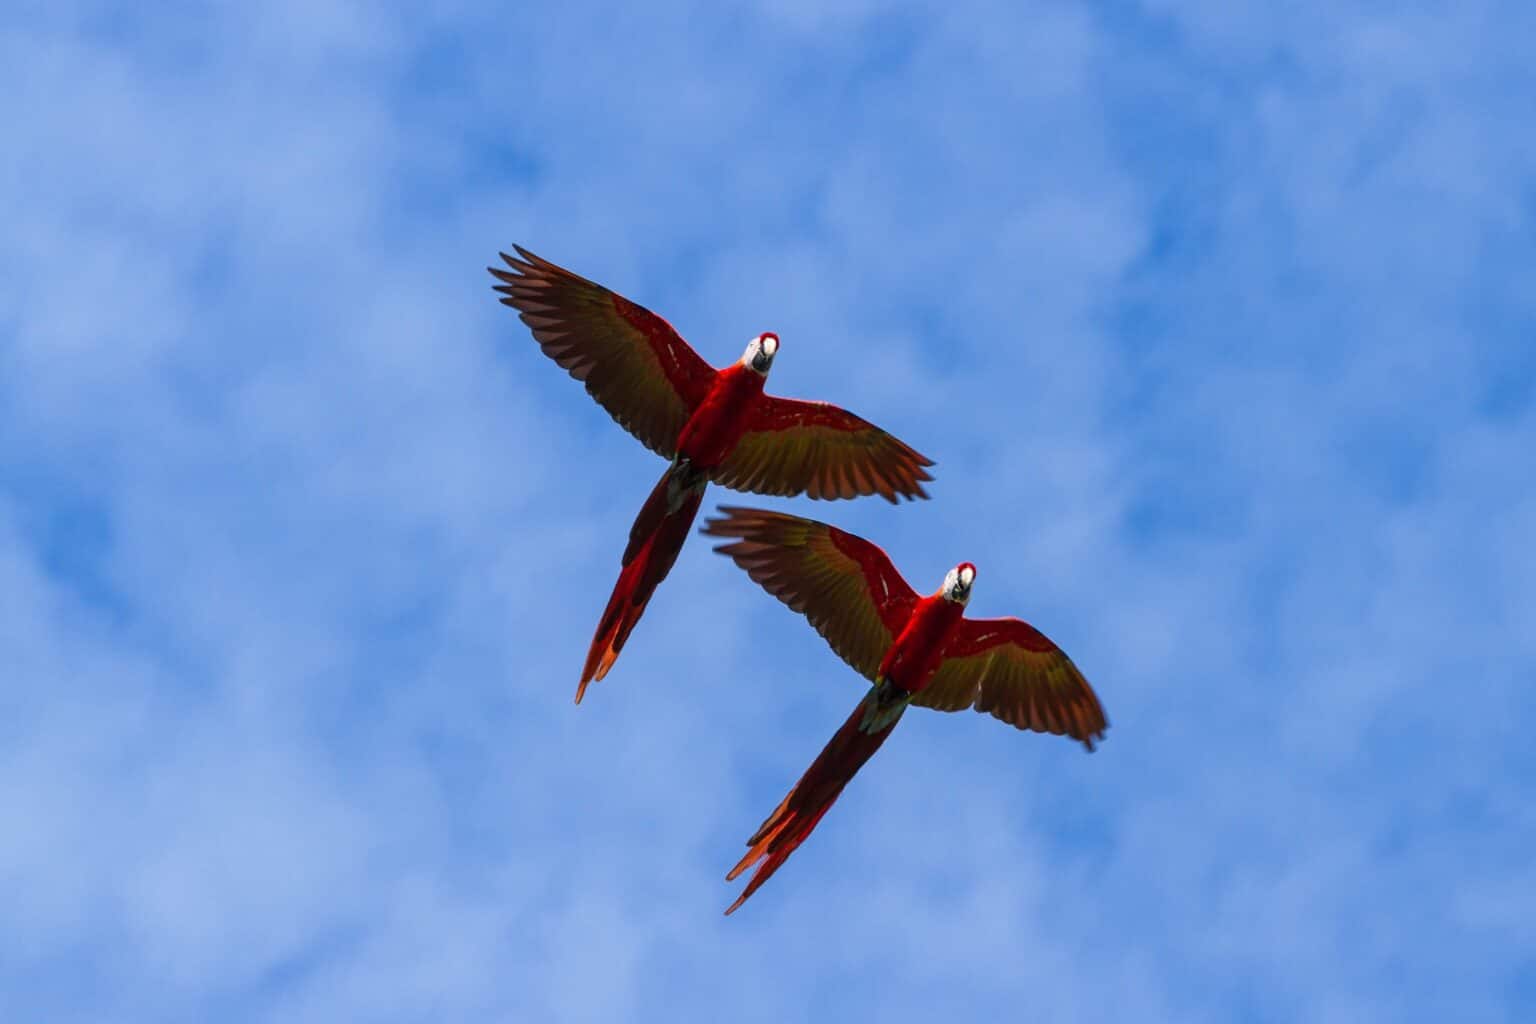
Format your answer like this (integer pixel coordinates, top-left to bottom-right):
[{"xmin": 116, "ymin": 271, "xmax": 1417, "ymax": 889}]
[{"xmin": 491, "ymin": 246, "xmax": 1108, "ymax": 915}]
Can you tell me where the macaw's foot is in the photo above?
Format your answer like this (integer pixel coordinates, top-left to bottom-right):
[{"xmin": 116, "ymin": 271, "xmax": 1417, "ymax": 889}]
[{"xmin": 859, "ymin": 678, "xmax": 912, "ymax": 734}]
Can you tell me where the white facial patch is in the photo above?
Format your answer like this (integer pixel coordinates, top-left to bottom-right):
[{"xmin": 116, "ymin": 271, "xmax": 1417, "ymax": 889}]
[
  {"xmin": 942, "ymin": 566, "xmax": 973, "ymax": 605},
  {"xmin": 742, "ymin": 334, "xmax": 778, "ymax": 375}
]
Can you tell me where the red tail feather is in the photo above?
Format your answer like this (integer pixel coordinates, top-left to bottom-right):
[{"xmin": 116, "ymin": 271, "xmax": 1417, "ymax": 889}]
[
  {"xmin": 577, "ymin": 466, "xmax": 705, "ymax": 701},
  {"xmin": 724, "ymin": 693, "xmax": 903, "ymax": 914}
]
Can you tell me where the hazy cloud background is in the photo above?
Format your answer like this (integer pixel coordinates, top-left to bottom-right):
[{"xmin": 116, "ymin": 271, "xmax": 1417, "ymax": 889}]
[{"xmin": 3, "ymin": 2, "xmax": 1532, "ymax": 1020}]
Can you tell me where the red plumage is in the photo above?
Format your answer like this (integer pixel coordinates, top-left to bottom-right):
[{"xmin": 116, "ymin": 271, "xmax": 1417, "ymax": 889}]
[
  {"xmin": 705, "ymin": 507, "xmax": 1108, "ymax": 912},
  {"xmin": 578, "ymin": 465, "xmax": 705, "ymax": 701},
  {"xmin": 725, "ymin": 690, "xmax": 901, "ymax": 915},
  {"xmin": 490, "ymin": 246, "xmax": 933, "ymax": 696}
]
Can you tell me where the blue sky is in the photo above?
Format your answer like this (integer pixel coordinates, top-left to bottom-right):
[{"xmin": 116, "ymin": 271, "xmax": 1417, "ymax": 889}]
[{"xmin": 3, "ymin": 1, "xmax": 1533, "ymax": 1020}]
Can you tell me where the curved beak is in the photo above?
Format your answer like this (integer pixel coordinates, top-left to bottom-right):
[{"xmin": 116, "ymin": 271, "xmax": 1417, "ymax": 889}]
[{"xmin": 751, "ymin": 338, "xmax": 777, "ymax": 373}]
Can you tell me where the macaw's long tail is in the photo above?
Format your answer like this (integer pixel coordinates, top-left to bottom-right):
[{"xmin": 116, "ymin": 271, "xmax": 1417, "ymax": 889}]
[
  {"xmin": 577, "ymin": 463, "xmax": 706, "ymax": 702},
  {"xmin": 724, "ymin": 690, "xmax": 905, "ymax": 915}
]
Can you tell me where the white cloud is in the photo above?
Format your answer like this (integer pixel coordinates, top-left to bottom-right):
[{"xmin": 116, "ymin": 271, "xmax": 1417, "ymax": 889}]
[{"xmin": 1, "ymin": 1, "xmax": 1532, "ymax": 1021}]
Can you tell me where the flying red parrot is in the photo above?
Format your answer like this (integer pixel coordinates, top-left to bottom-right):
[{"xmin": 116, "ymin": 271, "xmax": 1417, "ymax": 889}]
[
  {"xmin": 702, "ymin": 506, "xmax": 1108, "ymax": 914},
  {"xmin": 489, "ymin": 246, "xmax": 934, "ymax": 701}
]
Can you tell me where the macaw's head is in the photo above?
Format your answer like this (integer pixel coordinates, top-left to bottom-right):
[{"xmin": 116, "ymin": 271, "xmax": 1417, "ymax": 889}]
[
  {"xmin": 741, "ymin": 332, "xmax": 779, "ymax": 376},
  {"xmin": 941, "ymin": 562, "xmax": 976, "ymax": 605}
]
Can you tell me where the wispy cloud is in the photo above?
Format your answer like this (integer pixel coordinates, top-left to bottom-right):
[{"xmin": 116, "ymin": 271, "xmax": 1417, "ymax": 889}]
[{"xmin": 1, "ymin": 1, "xmax": 1531, "ymax": 1021}]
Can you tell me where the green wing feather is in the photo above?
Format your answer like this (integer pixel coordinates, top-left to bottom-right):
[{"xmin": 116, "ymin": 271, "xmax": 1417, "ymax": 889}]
[
  {"xmin": 489, "ymin": 246, "xmax": 716, "ymax": 458},
  {"xmin": 915, "ymin": 618, "xmax": 1108, "ymax": 750},
  {"xmin": 710, "ymin": 397, "xmax": 933, "ymax": 503},
  {"xmin": 701, "ymin": 506, "xmax": 918, "ymax": 679}
]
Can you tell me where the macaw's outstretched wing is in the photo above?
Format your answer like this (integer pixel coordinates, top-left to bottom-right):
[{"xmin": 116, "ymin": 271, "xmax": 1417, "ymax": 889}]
[
  {"xmin": 702, "ymin": 507, "xmax": 918, "ymax": 680},
  {"xmin": 709, "ymin": 398, "xmax": 933, "ymax": 503},
  {"xmin": 914, "ymin": 618, "xmax": 1108, "ymax": 751},
  {"xmin": 489, "ymin": 246, "xmax": 717, "ymax": 458}
]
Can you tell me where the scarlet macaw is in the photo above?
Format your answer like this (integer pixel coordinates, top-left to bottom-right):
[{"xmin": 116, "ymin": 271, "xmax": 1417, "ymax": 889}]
[
  {"xmin": 702, "ymin": 506, "xmax": 1107, "ymax": 914},
  {"xmin": 490, "ymin": 247, "xmax": 934, "ymax": 701}
]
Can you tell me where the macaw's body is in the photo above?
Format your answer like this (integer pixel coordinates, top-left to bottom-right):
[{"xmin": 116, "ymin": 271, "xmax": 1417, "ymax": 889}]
[
  {"xmin": 703, "ymin": 507, "xmax": 1108, "ymax": 915},
  {"xmin": 490, "ymin": 246, "xmax": 934, "ymax": 701}
]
